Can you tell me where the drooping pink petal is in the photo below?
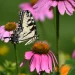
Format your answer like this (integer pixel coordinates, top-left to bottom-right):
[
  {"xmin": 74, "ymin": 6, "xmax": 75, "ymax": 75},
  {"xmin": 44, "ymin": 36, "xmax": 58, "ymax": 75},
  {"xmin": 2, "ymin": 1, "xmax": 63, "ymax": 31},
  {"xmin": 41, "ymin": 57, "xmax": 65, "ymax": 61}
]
[
  {"xmin": 0, "ymin": 30, "xmax": 5, "ymax": 39},
  {"xmin": 39, "ymin": 0, "xmax": 52, "ymax": 12},
  {"xmin": 30, "ymin": 54, "xmax": 36, "ymax": 72},
  {"xmin": 0, "ymin": 26, "xmax": 5, "ymax": 34},
  {"xmin": 50, "ymin": 51, "xmax": 58, "ymax": 64},
  {"xmin": 52, "ymin": 1, "xmax": 57, "ymax": 7},
  {"xmin": 2, "ymin": 31, "xmax": 10, "ymax": 42},
  {"xmin": 25, "ymin": 51, "xmax": 34, "ymax": 60},
  {"xmin": 68, "ymin": 0, "xmax": 75, "ymax": 7},
  {"xmin": 39, "ymin": 13, "xmax": 45, "ymax": 21},
  {"xmin": 0, "ymin": 26, "xmax": 5, "ymax": 31},
  {"xmin": 58, "ymin": 1, "xmax": 66, "ymax": 15},
  {"xmin": 34, "ymin": 54, "xmax": 41, "ymax": 73},
  {"xmin": 72, "ymin": 50, "xmax": 75, "ymax": 58},
  {"xmin": 33, "ymin": 0, "xmax": 48, "ymax": 11},
  {"xmin": 49, "ymin": 52, "xmax": 55, "ymax": 68},
  {"xmin": 64, "ymin": 0, "xmax": 74, "ymax": 15},
  {"xmin": 19, "ymin": 3, "xmax": 30, "ymax": 10},
  {"xmin": 3, "ymin": 31, "xmax": 10, "ymax": 37},
  {"xmin": 66, "ymin": 9, "xmax": 72, "ymax": 16},
  {"xmin": 20, "ymin": 60, "xmax": 26, "ymax": 67},
  {"xmin": 20, "ymin": 62, "xmax": 24, "ymax": 67},
  {"xmin": 41, "ymin": 54, "xmax": 50, "ymax": 73},
  {"xmin": 46, "ymin": 9, "xmax": 53, "ymax": 19},
  {"xmin": 48, "ymin": 54, "xmax": 52, "ymax": 72}
]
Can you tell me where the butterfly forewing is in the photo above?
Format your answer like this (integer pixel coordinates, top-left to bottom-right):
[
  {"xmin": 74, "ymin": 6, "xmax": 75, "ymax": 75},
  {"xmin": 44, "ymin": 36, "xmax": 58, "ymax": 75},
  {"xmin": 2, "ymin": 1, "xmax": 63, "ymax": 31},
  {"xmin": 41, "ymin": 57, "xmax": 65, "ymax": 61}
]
[{"xmin": 16, "ymin": 10, "xmax": 38, "ymax": 45}]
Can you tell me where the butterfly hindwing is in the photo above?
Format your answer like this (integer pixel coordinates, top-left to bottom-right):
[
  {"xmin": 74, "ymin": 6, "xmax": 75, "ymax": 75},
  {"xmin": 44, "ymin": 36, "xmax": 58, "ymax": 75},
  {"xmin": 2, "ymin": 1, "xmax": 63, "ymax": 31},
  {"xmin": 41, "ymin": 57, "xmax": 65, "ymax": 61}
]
[{"xmin": 25, "ymin": 37, "xmax": 37, "ymax": 45}]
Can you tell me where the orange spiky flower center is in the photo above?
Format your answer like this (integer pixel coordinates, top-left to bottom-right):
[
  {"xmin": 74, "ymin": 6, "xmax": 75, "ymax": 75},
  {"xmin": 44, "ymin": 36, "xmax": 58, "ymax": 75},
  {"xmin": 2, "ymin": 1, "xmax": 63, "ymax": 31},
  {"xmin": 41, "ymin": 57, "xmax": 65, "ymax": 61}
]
[
  {"xmin": 31, "ymin": 0, "xmax": 38, "ymax": 6},
  {"xmin": 5, "ymin": 22, "xmax": 17, "ymax": 31},
  {"xmin": 32, "ymin": 41, "xmax": 50, "ymax": 54}
]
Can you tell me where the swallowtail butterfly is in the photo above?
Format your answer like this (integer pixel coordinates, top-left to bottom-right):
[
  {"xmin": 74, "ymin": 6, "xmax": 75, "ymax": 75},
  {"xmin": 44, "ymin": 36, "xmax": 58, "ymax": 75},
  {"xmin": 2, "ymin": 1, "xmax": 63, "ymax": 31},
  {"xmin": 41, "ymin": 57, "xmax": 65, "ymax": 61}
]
[{"xmin": 11, "ymin": 10, "xmax": 38, "ymax": 45}]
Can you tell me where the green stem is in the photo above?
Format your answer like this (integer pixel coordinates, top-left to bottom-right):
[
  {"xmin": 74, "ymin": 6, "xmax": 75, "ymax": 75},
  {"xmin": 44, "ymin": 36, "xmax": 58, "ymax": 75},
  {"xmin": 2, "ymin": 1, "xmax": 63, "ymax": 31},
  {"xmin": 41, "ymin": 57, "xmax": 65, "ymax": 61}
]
[
  {"xmin": 40, "ymin": 71, "xmax": 44, "ymax": 75},
  {"xmin": 14, "ymin": 44, "xmax": 19, "ymax": 75},
  {"xmin": 56, "ymin": 7, "xmax": 59, "ymax": 74}
]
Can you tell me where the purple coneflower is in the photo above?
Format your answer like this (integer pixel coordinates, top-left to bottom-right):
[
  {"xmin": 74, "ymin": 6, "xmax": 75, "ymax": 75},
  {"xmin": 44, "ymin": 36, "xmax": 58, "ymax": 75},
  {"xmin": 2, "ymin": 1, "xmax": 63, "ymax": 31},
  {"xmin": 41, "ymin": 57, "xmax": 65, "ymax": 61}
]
[
  {"xmin": 0, "ymin": 22, "xmax": 17, "ymax": 42},
  {"xmin": 19, "ymin": 0, "xmax": 53, "ymax": 21},
  {"xmin": 20, "ymin": 41, "xmax": 58, "ymax": 75},
  {"xmin": 72, "ymin": 50, "xmax": 75, "ymax": 58},
  {"xmin": 33, "ymin": 0, "xmax": 75, "ymax": 15}
]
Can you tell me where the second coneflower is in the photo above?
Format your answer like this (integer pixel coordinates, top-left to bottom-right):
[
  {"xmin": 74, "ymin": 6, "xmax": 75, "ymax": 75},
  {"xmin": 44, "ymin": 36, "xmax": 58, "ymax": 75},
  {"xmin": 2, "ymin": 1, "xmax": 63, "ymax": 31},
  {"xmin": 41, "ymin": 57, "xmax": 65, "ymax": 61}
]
[
  {"xmin": 0, "ymin": 22, "xmax": 17, "ymax": 42},
  {"xmin": 72, "ymin": 50, "xmax": 75, "ymax": 58},
  {"xmin": 33, "ymin": 0, "xmax": 75, "ymax": 15},
  {"xmin": 20, "ymin": 41, "xmax": 58, "ymax": 75},
  {"xmin": 19, "ymin": 0, "xmax": 53, "ymax": 21}
]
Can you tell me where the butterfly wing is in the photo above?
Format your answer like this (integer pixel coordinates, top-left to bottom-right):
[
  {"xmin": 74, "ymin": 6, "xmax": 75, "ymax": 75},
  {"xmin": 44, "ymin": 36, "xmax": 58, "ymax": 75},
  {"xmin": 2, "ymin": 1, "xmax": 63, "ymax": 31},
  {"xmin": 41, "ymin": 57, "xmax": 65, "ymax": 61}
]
[
  {"xmin": 18, "ymin": 10, "xmax": 38, "ymax": 45},
  {"xmin": 25, "ymin": 37, "xmax": 37, "ymax": 45}
]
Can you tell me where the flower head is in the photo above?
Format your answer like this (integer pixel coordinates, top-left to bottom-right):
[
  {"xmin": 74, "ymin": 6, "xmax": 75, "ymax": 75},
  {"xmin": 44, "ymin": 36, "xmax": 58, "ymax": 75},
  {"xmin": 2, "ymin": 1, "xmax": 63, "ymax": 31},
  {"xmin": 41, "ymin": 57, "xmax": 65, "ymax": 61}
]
[
  {"xmin": 20, "ymin": 41, "xmax": 58, "ymax": 74},
  {"xmin": 33, "ymin": 0, "xmax": 75, "ymax": 15},
  {"xmin": 30, "ymin": 0, "xmax": 38, "ymax": 6},
  {"xmin": 60, "ymin": 64, "xmax": 71, "ymax": 75},
  {"xmin": 72, "ymin": 50, "xmax": 75, "ymax": 58},
  {"xmin": 32, "ymin": 41, "xmax": 50, "ymax": 54},
  {"xmin": 5, "ymin": 22, "xmax": 16, "ymax": 31},
  {"xmin": 19, "ymin": 2, "xmax": 53, "ymax": 21},
  {"xmin": 0, "ymin": 22, "xmax": 17, "ymax": 42}
]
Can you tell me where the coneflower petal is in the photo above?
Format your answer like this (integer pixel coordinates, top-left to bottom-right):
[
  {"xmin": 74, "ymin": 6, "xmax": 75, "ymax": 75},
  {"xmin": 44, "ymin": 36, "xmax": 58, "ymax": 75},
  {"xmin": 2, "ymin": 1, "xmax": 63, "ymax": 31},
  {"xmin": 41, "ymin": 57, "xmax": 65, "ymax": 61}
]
[{"xmin": 25, "ymin": 51, "xmax": 34, "ymax": 60}]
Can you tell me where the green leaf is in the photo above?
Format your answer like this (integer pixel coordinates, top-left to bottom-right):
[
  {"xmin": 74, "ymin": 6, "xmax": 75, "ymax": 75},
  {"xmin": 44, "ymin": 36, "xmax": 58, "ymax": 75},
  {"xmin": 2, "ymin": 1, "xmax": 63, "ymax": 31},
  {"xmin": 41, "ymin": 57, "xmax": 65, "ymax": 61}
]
[
  {"xmin": 65, "ymin": 58, "xmax": 75, "ymax": 66},
  {"xmin": 48, "ymin": 72, "xmax": 60, "ymax": 75},
  {"xmin": 68, "ymin": 67, "xmax": 75, "ymax": 75},
  {"xmin": 11, "ymin": 63, "xmax": 16, "ymax": 67},
  {"xmin": 0, "ymin": 71, "xmax": 6, "ymax": 75}
]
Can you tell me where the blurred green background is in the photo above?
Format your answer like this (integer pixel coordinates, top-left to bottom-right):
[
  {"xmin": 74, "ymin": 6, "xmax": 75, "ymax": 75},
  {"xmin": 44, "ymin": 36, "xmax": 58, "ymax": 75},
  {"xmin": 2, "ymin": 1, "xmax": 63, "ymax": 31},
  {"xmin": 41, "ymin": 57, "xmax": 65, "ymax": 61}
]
[{"xmin": 0, "ymin": 0, "xmax": 75, "ymax": 75}]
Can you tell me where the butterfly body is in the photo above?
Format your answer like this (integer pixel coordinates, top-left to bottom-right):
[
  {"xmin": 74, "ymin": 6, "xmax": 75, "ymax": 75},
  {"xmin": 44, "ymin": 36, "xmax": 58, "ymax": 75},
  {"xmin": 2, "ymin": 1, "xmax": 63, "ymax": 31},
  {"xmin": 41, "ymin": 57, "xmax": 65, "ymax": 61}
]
[{"xmin": 11, "ymin": 10, "xmax": 38, "ymax": 45}]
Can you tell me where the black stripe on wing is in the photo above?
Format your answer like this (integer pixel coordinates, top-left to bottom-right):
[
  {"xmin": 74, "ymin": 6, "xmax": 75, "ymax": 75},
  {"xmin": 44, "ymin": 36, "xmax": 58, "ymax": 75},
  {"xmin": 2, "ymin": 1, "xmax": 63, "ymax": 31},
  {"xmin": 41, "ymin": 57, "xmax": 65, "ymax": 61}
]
[
  {"xmin": 10, "ymin": 10, "xmax": 24, "ymax": 43},
  {"xmin": 19, "ymin": 11, "xmax": 23, "ymax": 28},
  {"xmin": 22, "ymin": 10, "xmax": 37, "ymax": 38},
  {"xmin": 25, "ymin": 10, "xmax": 36, "ymax": 26},
  {"xmin": 23, "ymin": 25, "xmax": 36, "ymax": 38},
  {"xmin": 26, "ymin": 10, "xmax": 37, "ymax": 33}
]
